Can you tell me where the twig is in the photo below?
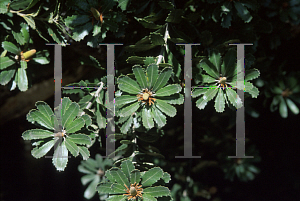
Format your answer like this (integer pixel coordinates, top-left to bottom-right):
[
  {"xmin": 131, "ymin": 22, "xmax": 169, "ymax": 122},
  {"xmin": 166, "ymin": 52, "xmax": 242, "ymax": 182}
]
[{"xmin": 156, "ymin": 23, "xmax": 169, "ymax": 65}]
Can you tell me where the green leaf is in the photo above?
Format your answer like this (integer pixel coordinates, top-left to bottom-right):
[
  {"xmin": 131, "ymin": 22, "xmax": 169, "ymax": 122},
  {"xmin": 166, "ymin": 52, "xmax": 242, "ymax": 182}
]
[
  {"xmin": 150, "ymin": 32, "xmax": 165, "ymax": 45},
  {"xmin": 246, "ymin": 84, "xmax": 259, "ymax": 98},
  {"xmin": 65, "ymin": 138, "xmax": 79, "ymax": 157},
  {"xmin": 65, "ymin": 118, "xmax": 85, "ymax": 133},
  {"xmin": 117, "ymin": 0, "xmax": 130, "ymax": 11},
  {"xmin": 167, "ymin": 47, "xmax": 181, "ymax": 79},
  {"xmin": 162, "ymin": 172, "xmax": 171, "ymax": 183},
  {"xmin": 68, "ymin": 134, "xmax": 91, "ymax": 145},
  {"xmin": 32, "ymin": 57, "xmax": 50, "ymax": 64},
  {"xmin": 201, "ymin": 74, "xmax": 217, "ymax": 83},
  {"xmin": 22, "ymin": 129, "xmax": 53, "ymax": 140},
  {"xmin": 111, "ymin": 183, "xmax": 127, "ymax": 193},
  {"xmin": 143, "ymin": 186, "xmax": 171, "ymax": 198},
  {"xmin": 23, "ymin": 16, "xmax": 36, "ymax": 29},
  {"xmin": 133, "ymin": 65, "xmax": 148, "ymax": 89},
  {"xmin": 155, "ymin": 84, "xmax": 181, "ymax": 97},
  {"xmin": 31, "ymin": 140, "xmax": 56, "ymax": 158},
  {"xmin": 120, "ymin": 115, "xmax": 133, "ymax": 134},
  {"xmin": 209, "ymin": 50, "xmax": 222, "ymax": 72},
  {"xmin": 106, "ymin": 195, "xmax": 127, "ymax": 201},
  {"xmin": 130, "ymin": 169, "xmax": 141, "ymax": 185},
  {"xmin": 27, "ymin": 110, "xmax": 54, "ymax": 130},
  {"xmin": 2, "ymin": 41, "xmax": 20, "ymax": 55},
  {"xmin": 118, "ymin": 76, "xmax": 141, "ymax": 94},
  {"xmin": 142, "ymin": 107, "xmax": 154, "ymax": 129},
  {"xmin": 142, "ymin": 194, "xmax": 157, "ymax": 201},
  {"xmin": 226, "ymin": 88, "xmax": 243, "ymax": 108},
  {"xmin": 279, "ymin": 97, "xmax": 288, "ymax": 118},
  {"xmin": 65, "ymin": 15, "xmax": 90, "ymax": 27},
  {"xmin": 96, "ymin": 109, "xmax": 106, "ymax": 129},
  {"xmin": 192, "ymin": 88, "xmax": 208, "ymax": 98},
  {"xmin": 245, "ymin": 69, "xmax": 260, "ymax": 81},
  {"xmin": 105, "ymin": 170, "xmax": 116, "ymax": 183},
  {"xmin": 121, "ymin": 160, "xmax": 135, "ymax": 179},
  {"xmin": 221, "ymin": 48, "xmax": 236, "ymax": 76},
  {"xmin": 134, "ymin": 18, "xmax": 163, "ymax": 29},
  {"xmin": 203, "ymin": 87, "xmax": 219, "ymax": 101},
  {"xmin": 161, "ymin": 93, "xmax": 184, "ymax": 105},
  {"xmin": 125, "ymin": 44, "xmax": 158, "ymax": 52},
  {"xmin": 286, "ymin": 98, "xmax": 299, "ymax": 115},
  {"xmin": 166, "ymin": 9, "xmax": 184, "ymax": 23},
  {"xmin": 127, "ymin": 56, "xmax": 146, "ymax": 64},
  {"xmin": 158, "ymin": 1, "xmax": 174, "ymax": 9},
  {"xmin": 215, "ymin": 89, "xmax": 225, "ymax": 112},
  {"xmin": 0, "ymin": 57, "xmax": 15, "ymax": 70},
  {"xmin": 81, "ymin": 174, "xmax": 96, "ymax": 185},
  {"xmin": 234, "ymin": 1, "xmax": 252, "ymax": 23},
  {"xmin": 62, "ymin": 102, "xmax": 80, "ymax": 129},
  {"xmin": 52, "ymin": 140, "xmax": 68, "ymax": 171},
  {"xmin": 36, "ymin": 101, "xmax": 54, "ymax": 118},
  {"xmin": 152, "ymin": 67, "xmax": 172, "ymax": 92},
  {"xmin": 195, "ymin": 97, "xmax": 208, "ymax": 110},
  {"xmin": 141, "ymin": 167, "xmax": 164, "ymax": 187},
  {"xmin": 151, "ymin": 106, "xmax": 167, "ymax": 128},
  {"xmin": 115, "ymin": 95, "xmax": 137, "ymax": 106},
  {"xmin": 155, "ymin": 100, "xmax": 176, "ymax": 117},
  {"xmin": 119, "ymin": 102, "xmax": 140, "ymax": 117},
  {"xmin": 0, "ymin": 68, "xmax": 15, "ymax": 85},
  {"xmin": 78, "ymin": 146, "xmax": 90, "ymax": 160},
  {"xmin": 200, "ymin": 58, "xmax": 219, "ymax": 79},
  {"xmin": 72, "ymin": 22, "xmax": 93, "ymax": 41},
  {"xmin": 97, "ymin": 182, "xmax": 115, "ymax": 194},
  {"xmin": 146, "ymin": 64, "xmax": 159, "ymax": 90},
  {"xmin": 0, "ymin": 0, "xmax": 9, "ymax": 14},
  {"xmin": 84, "ymin": 175, "xmax": 100, "ymax": 199},
  {"xmin": 109, "ymin": 167, "xmax": 130, "ymax": 187}
]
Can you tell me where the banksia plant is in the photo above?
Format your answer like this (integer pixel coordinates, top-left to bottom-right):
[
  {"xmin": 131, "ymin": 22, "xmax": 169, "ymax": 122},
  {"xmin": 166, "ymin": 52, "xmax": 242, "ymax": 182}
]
[
  {"xmin": 115, "ymin": 64, "xmax": 183, "ymax": 133},
  {"xmin": 97, "ymin": 160, "xmax": 172, "ymax": 201}
]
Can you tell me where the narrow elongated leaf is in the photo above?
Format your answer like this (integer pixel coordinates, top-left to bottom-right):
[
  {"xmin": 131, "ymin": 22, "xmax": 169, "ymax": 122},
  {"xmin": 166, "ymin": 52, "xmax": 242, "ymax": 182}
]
[
  {"xmin": 17, "ymin": 68, "xmax": 28, "ymax": 91},
  {"xmin": 65, "ymin": 138, "xmax": 79, "ymax": 157},
  {"xmin": 118, "ymin": 76, "xmax": 141, "ymax": 94},
  {"xmin": 196, "ymin": 97, "xmax": 208, "ymax": 110},
  {"xmin": 160, "ymin": 93, "xmax": 184, "ymax": 105},
  {"xmin": 119, "ymin": 102, "xmax": 140, "ymax": 117},
  {"xmin": 36, "ymin": 101, "xmax": 54, "ymax": 120},
  {"xmin": 0, "ymin": 69, "xmax": 15, "ymax": 85},
  {"xmin": 286, "ymin": 98, "xmax": 299, "ymax": 115},
  {"xmin": 200, "ymin": 58, "xmax": 219, "ymax": 79},
  {"xmin": 23, "ymin": 16, "xmax": 36, "ymax": 29},
  {"xmin": 201, "ymin": 74, "xmax": 217, "ymax": 83},
  {"xmin": 215, "ymin": 89, "xmax": 225, "ymax": 112},
  {"xmin": 0, "ymin": 57, "xmax": 15, "ymax": 70},
  {"xmin": 234, "ymin": 1, "xmax": 253, "ymax": 23},
  {"xmin": 142, "ymin": 107, "xmax": 154, "ymax": 129},
  {"xmin": 106, "ymin": 195, "xmax": 127, "ymax": 201},
  {"xmin": 120, "ymin": 115, "xmax": 133, "ymax": 134},
  {"xmin": 105, "ymin": 170, "xmax": 116, "ymax": 183},
  {"xmin": 143, "ymin": 186, "xmax": 170, "ymax": 197},
  {"xmin": 81, "ymin": 174, "xmax": 96, "ymax": 185},
  {"xmin": 222, "ymin": 48, "xmax": 236, "ymax": 76},
  {"xmin": 279, "ymin": 97, "xmax": 288, "ymax": 118},
  {"xmin": 151, "ymin": 106, "xmax": 166, "ymax": 128},
  {"xmin": 31, "ymin": 139, "xmax": 56, "ymax": 158},
  {"xmin": 166, "ymin": 9, "xmax": 184, "ymax": 23},
  {"xmin": 52, "ymin": 141, "xmax": 68, "ymax": 171},
  {"xmin": 130, "ymin": 169, "xmax": 141, "ymax": 184},
  {"xmin": 146, "ymin": 64, "xmax": 159, "ymax": 90},
  {"xmin": 109, "ymin": 167, "xmax": 130, "ymax": 188},
  {"xmin": 192, "ymin": 88, "xmax": 208, "ymax": 98},
  {"xmin": 142, "ymin": 194, "xmax": 157, "ymax": 201},
  {"xmin": 78, "ymin": 146, "xmax": 90, "ymax": 160},
  {"xmin": 155, "ymin": 84, "xmax": 181, "ymax": 96},
  {"xmin": 155, "ymin": 100, "xmax": 176, "ymax": 117},
  {"xmin": 27, "ymin": 110, "xmax": 54, "ymax": 130},
  {"xmin": 115, "ymin": 95, "xmax": 137, "ymax": 106},
  {"xmin": 96, "ymin": 109, "xmax": 106, "ymax": 129},
  {"xmin": 97, "ymin": 182, "xmax": 114, "ymax": 194},
  {"xmin": 203, "ymin": 87, "xmax": 218, "ymax": 101},
  {"xmin": 245, "ymin": 69, "xmax": 260, "ymax": 81},
  {"xmin": 133, "ymin": 65, "xmax": 148, "ymax": 89},
  {"xmin": 152, "ymin": 68, "xmax": 172, "ymax": 92},
  {"xmin": 246, "ymin": 84, "xmax": 259, "ymax": 98},
  {"xmin": 111, "ymin": 183, "xmax": 127, "ymax": 193},
  {"xmin": 121, "ymin": 160, "xmax": 135, "ymax": 179},
  {"xmin": 226, "ymin": 88, "xmax": 243, "ymax": 108},
  {"xmin": 22, "ymin": 129, "xmax": 53, "ymax": 140},
  {"xmin": 84, "ymin": 176, "xmax": 100, "ymax": 199},
  {"xmin": 65, "ymin": 118, "xmax": 85, "ymax": 133},
  {"xmin": 2, "ymin": 41, "xmax": 20, "ymax": 54},
  {"xmin": 141, "ymin": 167, "xmax": 163, "ymax": 187},
  {"xmin": 68, "ymin": 134, "xmax": 91, "ymax": 145},
  {"xmin": 209, "ymin": 50, "xmax": 222, "ymax": 72},
  {"xmin": 62, "ymin": 102, "xmax": 80, "ymax": 129}
]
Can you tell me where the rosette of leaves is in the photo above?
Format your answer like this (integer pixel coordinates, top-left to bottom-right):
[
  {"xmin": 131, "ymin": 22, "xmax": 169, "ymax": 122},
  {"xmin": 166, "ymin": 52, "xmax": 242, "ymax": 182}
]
[
  {"xmin": 22, "ymin": 97, "xmax": 93, "ymax": 171},
  {"xmin": 192, "ymin": 49, "xmax": 260, "ymax": 113},
  {"xmin": 64, "ymin": 0, "xmax": 127, "ymax": 47},
  {"xmin": 218, "ymin": 145, "xmax": 261, "ymax": 182},
  {"xmin": 269, "ymin": 73, "xmax": 300, "ymax": 118},
  {"xmin": 0, "ymin": 23, "xmax": 49, "ymax": 91},
  {"xmin": 115, "ymin": 64, "xmax": 183, "ymax": 132},
  {"xmin": 97, "ymin": 159, "xmax": 172, "ymax": 201},
  {"xmin": 78, "ymin": 154, "xmax": 113, "ymax": 200},
  {"xmin": 208, "ymin": 0, "xmax": 258, "ymax": 28}
]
